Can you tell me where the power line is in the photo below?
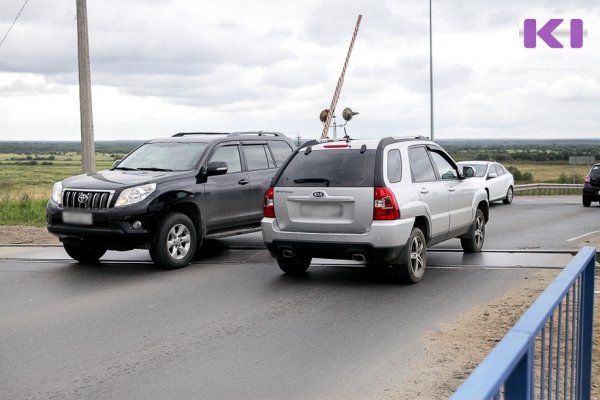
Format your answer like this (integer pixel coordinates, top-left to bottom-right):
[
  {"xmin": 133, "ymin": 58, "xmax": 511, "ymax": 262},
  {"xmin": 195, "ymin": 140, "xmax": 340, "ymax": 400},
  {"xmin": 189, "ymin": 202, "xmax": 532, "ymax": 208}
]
[{"xmin": 0, "ymin": 0, "xmax": 30, "ymax": 48}]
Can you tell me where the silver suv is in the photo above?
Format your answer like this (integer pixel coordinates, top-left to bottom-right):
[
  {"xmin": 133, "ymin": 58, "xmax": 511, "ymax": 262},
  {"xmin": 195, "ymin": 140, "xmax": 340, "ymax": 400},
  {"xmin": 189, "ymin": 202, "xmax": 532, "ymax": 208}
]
[{"xmin": 261, "ymin": 136, "xmax": 489, "ymax": 283}]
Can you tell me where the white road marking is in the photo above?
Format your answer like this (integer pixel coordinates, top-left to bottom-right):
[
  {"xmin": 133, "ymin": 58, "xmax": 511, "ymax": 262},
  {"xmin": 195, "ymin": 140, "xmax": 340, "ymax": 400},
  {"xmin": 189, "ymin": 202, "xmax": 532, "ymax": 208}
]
[{"xmin": 566, "ymin": 230, "xmax": 600, "ymax": 242}]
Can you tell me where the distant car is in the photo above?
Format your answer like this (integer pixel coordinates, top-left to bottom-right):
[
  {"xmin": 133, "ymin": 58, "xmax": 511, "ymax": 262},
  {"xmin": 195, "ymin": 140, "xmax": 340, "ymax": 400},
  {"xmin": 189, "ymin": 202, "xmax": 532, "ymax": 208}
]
[
  {"xmin": 582, "ymin": 163, "xmax": 600, "ymax": 207},
  {"xmin": 457, "ymin": 161, "xmax": 514, "ymax": 204}
]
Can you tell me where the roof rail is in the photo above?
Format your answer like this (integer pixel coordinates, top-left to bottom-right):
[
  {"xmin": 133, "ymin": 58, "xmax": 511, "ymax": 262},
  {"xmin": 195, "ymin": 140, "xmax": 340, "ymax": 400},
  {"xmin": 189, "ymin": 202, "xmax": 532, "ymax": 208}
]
[
  {"xmin": 230, "ymin": 131, "xmax": 284, "ymax": 137},
  {"xmin": 172, "ymin": 132, "xmax": 229, "ymax": 137},
  {"xmin": 392, "ymin": 135, "xmax": 430, "ymax": 141}
]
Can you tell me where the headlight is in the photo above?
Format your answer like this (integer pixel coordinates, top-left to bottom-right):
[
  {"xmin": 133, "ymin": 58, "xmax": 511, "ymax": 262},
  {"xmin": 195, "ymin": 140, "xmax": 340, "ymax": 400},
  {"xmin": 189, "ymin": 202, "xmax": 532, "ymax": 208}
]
[
  {"xmin": 51, "ymin": 182, "xmax": 63, "ymax": 205},
  {"xmin": 115, "ymin": 183, "xmax": 156, "ymax": 207}
]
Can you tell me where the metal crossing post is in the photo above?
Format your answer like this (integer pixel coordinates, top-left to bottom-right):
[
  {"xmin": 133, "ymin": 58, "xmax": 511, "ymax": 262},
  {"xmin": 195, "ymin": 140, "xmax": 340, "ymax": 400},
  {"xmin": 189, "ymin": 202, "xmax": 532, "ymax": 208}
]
[{"xmin": 320, "ymin": 15, "xmax": 362, "ymax": 139}]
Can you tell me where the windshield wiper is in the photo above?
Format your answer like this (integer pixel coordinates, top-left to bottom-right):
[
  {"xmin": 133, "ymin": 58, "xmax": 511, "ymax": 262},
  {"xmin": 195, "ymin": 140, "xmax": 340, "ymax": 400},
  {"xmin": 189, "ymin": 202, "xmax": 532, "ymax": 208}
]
[
  {"xmin": 293, "ymin": 178, "xmax": 330, "ymax": 186},
  {"xmin": 112, "ymin": 166, "xmax": 138, "ymax": 171},
  {"xmin": 137, "ymin": 167, "xmax": 173, "ymax": 172}
]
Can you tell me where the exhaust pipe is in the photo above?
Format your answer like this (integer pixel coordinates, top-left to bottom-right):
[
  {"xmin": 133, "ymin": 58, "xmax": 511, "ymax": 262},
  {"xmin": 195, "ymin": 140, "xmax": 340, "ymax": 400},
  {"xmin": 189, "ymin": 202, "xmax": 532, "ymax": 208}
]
[
  {"xmin": 352, "ymin": 254, "xmax": 366, "ymax": 262},
  {"xmin": 282, "ymin": 249, "xmax": 294, "ymax": 258}
]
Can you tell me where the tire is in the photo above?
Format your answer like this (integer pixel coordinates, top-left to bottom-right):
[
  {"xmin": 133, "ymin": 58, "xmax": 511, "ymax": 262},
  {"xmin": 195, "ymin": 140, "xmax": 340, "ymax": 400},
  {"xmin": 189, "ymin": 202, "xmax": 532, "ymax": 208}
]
[
  {"xmin": 150, "ymin": 213, "xmax": 197, "ymax": 270},
  {"xmin": 63, "ymin": 241, "xmax": 106, "ymax": 264},
  {"xmin": 502, "ymin": 186, "xmax": 513, "ymax": 204},
  {"xmin": 461, "ymin": 209, "xmax": 486, "ymax": 253},
  {"xmin": 583, "ymin": 197, "xmax": 591, "ymax": 207},
  {"xmin": 391, "ymin": 227, "xmax": 427, "ymax": 284},
  {"xmin": 277, "ymin": 256, "xmax": 311, "ymax": 275}
]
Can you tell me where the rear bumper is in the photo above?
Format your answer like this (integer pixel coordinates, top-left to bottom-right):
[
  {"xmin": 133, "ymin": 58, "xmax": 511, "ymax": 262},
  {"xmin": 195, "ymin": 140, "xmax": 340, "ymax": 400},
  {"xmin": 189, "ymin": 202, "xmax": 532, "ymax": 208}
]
[
  {"xmin": 261, "ymin": 217, "xmax": 414, "ymax": 263},
  {"xmin": 582, "ymin": 184, "xmax": 600, "ymax": 200}
]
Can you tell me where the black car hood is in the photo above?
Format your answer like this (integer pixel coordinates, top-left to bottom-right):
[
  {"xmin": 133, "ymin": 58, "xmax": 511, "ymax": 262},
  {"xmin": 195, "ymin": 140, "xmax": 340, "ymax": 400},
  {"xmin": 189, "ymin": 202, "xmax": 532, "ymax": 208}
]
[{"xmin": 62, "ymin": 169, "xmax": 194, "ymax": 190}]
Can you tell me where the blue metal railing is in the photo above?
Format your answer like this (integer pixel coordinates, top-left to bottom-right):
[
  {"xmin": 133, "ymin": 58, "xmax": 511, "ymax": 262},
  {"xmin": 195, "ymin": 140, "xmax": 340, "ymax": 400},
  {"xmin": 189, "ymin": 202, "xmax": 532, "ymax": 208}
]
[{"xmin": 452, "ymin": 246, "xmax": 596, "ymax": 400}]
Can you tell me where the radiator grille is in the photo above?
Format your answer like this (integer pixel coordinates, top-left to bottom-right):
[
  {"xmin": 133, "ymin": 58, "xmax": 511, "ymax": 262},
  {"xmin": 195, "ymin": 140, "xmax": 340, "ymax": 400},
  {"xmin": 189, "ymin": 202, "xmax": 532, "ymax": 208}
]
[{"xmin": 62, "ymin": 189, "xmax": 114, "ymax": 209}]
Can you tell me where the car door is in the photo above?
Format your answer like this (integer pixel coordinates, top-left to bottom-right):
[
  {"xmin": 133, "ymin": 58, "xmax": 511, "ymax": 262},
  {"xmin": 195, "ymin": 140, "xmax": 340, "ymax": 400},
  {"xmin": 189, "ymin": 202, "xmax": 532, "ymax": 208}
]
[
  {"xmin": 241, "ymin": 143, "xmax": 278, "ymax": 224},
  {"xmin": 487, "ymin": 164, "xmax": 505, "ymax": 201},
  {"xmin": 203, "ymin": 144, "xmax": 250, "ymax": 231},
  {"xmin": 408, "ymin": 146, "xmax": 449, "ymax": 239},
  {"xmin": 428, "ymin": 149, "xmax": 473, "ymax": 232}
]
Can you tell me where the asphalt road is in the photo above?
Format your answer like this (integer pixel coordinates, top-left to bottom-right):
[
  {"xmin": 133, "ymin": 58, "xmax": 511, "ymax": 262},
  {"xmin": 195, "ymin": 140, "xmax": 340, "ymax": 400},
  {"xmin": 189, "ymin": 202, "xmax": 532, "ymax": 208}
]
[{"xmin": 0, "ymin": 196, "xmax": 595, "ymax": 399}]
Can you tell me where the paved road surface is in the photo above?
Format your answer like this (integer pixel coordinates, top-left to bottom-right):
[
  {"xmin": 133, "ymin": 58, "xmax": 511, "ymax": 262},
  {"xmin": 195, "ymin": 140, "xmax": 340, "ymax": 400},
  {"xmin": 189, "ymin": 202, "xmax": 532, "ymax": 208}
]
[{"xmin": 0, "ymin": 196, "xmax": 594, "ymax": 399}]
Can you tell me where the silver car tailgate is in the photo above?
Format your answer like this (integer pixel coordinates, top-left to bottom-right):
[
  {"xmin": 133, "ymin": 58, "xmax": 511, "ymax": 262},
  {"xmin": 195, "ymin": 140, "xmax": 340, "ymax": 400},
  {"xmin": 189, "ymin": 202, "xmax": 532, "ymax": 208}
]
[{"xmin": 274, "ymin": 187, "xmax": 373, "ymax": 233}]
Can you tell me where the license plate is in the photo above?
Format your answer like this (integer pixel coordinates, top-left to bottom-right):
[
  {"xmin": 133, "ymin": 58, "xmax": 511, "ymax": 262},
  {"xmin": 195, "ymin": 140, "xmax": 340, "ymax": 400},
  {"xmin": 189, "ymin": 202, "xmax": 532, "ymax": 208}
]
[
  {"xmin": 62, "ymin": 211, "xmax": 93, "ymax": 225},
  {"xmin": 300, "ymin": 203, "xmax": 343, "ymax": 218}
]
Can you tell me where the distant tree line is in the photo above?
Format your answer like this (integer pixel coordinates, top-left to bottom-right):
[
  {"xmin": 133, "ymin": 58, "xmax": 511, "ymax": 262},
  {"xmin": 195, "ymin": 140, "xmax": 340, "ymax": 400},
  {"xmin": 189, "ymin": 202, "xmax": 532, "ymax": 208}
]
[{"xmin": 0, "ymin": 141, "xmax": 143, "ymax": 154}]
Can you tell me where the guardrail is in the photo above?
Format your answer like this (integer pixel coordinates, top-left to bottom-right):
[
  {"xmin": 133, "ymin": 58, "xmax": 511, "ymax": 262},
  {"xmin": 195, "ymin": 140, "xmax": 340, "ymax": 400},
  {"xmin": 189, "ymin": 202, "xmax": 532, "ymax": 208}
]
[
  {"xmin": 451, "ymin": 246, "xmax": 596, "ymax": 400},
  {"xmin": 514, "ymin": 183, "xmax": 583, "ymax": 192}
]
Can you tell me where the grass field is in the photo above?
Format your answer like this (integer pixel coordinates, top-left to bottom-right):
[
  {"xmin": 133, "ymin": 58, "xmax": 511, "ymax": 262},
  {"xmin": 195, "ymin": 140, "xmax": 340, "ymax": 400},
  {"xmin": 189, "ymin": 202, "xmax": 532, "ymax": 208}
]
[{"xmin": 0, "ymin": 153, "xmax": 593, "ymax": 226}]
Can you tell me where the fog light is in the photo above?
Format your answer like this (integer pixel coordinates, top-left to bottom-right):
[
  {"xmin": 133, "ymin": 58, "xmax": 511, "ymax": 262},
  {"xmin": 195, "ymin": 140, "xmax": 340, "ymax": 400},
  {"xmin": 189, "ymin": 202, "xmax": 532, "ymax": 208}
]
[{"xmin": 132, "ymin": 221, "xmax": 142, "ymax": 229}]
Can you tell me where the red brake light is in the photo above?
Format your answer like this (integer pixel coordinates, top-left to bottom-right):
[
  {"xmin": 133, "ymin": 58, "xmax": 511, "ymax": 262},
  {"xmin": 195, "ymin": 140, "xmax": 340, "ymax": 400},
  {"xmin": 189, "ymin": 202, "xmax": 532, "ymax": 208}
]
[
  {"xmin": 323, "ymin": 144, "xmax": 349, "ymax": 148},
  {"xmin": 263, "ymin": 187, "xmax": 275, "ymax": 218},
  {"xmin": 374, "ymin": 187, "xmax": 400, "ymax": 220},
  {"xmin": 584, "ymin": 175, "xmax": 591, "ymax": 183}
]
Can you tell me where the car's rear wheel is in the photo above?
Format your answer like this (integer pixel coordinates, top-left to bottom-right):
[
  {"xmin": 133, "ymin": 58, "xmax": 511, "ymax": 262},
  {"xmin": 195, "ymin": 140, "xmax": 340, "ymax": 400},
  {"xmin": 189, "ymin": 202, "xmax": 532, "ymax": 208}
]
[
  {"xmin": 277, "ymin": 256, "xmax": 311, "ymax": 275},
  {"xmin": 461, "ymin": 209, "xmax": 486, "ymax": 253},
  {"xmin": 63, "ymin": 241, "xmax": 106, "ymax": 263},
  {"xmin": 392, "ymin": 227, "xmax": 427, "ymax": 284},
  {"xmin": 150, "ymin": 213, "xmax": 197, "ymax": 270},
  {"xmin": 503, "ymin": 186, "xmax": 514, "ymax": 204},
  {"xmin": 583, "ymin": 197, "xmax": 591, "ymax": 207}
]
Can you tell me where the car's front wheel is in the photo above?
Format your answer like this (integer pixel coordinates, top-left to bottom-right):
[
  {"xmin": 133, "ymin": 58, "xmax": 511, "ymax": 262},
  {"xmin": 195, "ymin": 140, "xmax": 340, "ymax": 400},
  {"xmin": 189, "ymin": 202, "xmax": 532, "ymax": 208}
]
[
  {"xmin": 63, "ymin": 241, "xmax": 106, "ymax": 263},
  {"xmin": 150, "ymin": 213, "xmax": 197, "ymax": 270},
  {"xmin": 503, "ymin": 186, "xmax": 514, "ymax": 204},
  {"xmin": 277, "ymin": 256, "xmax": 311, "ymax": 275},
  {"xmin": 392, "ymin": 227, "xmax": 427, "ymax": 284},
  {"xmin": 461, "ymin": 209, "xmax": 486, "ymax": 253}
]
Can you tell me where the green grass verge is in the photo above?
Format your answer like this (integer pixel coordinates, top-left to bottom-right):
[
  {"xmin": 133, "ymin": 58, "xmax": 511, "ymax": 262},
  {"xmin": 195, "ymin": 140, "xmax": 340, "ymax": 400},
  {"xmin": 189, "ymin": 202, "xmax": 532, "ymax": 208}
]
[{"xmin": 0, "ymin": 194, "xmax": 48, "ymax": 227}]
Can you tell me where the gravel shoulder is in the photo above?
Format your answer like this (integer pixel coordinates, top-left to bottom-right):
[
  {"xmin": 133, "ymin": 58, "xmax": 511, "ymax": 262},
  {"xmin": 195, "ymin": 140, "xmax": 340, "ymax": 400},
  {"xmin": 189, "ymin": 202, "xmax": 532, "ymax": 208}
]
[{"xmin": 0, "ymin": 225, "xmax": 59, "ymax": 245}]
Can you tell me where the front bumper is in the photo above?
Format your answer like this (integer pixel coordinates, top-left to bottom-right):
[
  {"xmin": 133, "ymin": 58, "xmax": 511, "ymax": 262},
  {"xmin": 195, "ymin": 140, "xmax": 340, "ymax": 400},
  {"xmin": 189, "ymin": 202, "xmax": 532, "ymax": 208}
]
[
  {"xmin": 261, "ymin": 217, "xmax": 415, "ymax": 264},
  {"xmin": 47, "ymin": 200, "xmax": 157, "ymax": 250}
]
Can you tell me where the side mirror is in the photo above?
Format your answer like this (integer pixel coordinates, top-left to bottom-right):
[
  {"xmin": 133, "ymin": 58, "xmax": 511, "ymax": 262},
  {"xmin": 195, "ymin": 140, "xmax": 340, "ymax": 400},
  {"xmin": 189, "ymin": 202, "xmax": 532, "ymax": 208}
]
[
  {"xmin": 206, "ymin": 161, "xmax": 228, "ymax": 176},
  {"xmin": 462, "ymin": 166, "xmax": 475, "ymax": 178},
  {"xmin": 112, "ymin": 159, "xmax": 122, "ymax": 168},
  {"xmin": 487, "ymin": 171, "xmax": 498, "ymax": 180}
]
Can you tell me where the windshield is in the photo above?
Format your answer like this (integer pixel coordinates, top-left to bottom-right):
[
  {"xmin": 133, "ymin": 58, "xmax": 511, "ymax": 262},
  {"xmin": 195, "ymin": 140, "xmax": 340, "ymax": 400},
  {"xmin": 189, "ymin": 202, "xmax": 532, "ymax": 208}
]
[
  {"xmin": 460, "ymin": 164, "xmax": 488, "ymax": 178},
  {"xmin": 116, "ymin": 142, "xmax": 207, "ymax": 171}
]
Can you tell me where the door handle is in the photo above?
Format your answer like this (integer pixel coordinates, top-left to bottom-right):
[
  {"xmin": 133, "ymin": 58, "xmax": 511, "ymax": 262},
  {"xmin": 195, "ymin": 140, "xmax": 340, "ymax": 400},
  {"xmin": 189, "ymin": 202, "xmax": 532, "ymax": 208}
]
[
  {"xmin": 420, "ymin": 188, "xmax": 429, "ymax": 194},
  {"xmin": 238, "ymin": 179, "xmax": 249, "ymax": 185},
  {"xmin": 448, "ymin": 187, "xmax": 456, "ymax": 192}
]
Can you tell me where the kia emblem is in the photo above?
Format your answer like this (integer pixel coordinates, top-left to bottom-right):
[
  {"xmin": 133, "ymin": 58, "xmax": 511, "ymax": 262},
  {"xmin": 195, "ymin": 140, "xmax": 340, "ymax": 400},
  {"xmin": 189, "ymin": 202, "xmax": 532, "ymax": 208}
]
[{"xmin": 313, "ymin": 191, "xmax": 325, "ymax": 198}]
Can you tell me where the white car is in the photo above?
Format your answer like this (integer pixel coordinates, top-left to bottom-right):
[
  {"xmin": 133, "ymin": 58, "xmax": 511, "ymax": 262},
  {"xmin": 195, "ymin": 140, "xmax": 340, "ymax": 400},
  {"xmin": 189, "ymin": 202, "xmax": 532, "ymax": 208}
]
[{"xmin": 457, "ymin": 161, "xmax": 514, "ymax": 204}]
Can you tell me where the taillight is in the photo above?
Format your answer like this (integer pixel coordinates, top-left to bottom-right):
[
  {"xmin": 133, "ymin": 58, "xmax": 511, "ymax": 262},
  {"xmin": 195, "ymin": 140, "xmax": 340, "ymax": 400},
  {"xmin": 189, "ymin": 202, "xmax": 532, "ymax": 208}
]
[
  {"xmin": 584, "ymin": 175, "xmax": 591, "ymax": 183},
  {"xmin": 263, "ymin": 187, "xmax": 275, "ymax": 218},
  {"xmin": 374, "ymin": 187, "xmax": 400, "ymax": 220}
]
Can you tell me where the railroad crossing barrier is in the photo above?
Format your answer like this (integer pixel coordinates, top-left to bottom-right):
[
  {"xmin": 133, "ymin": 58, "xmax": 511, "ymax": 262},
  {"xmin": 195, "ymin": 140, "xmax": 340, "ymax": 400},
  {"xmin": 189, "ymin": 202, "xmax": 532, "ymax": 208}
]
[{"xmin": 451, "ymin": 246, "xmax": 596, "ymax": 400}]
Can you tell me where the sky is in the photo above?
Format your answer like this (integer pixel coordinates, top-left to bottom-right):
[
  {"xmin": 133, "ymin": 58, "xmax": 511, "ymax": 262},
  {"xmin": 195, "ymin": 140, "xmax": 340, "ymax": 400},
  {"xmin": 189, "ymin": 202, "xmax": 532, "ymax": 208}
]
[{"xmin": 0, "ymin": 0, "xmax": 598, "ymax": 141}]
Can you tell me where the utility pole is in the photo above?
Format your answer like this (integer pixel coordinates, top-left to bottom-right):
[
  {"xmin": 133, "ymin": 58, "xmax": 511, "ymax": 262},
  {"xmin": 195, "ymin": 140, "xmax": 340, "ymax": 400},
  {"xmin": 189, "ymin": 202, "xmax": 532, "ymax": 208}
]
[
  {"xmin": 76, "ymin": 0, "xmax": 96, "ymax": 173},
  {"xmin": 429, "ymin": 0, "xmax": 434, "ymax": 141}
]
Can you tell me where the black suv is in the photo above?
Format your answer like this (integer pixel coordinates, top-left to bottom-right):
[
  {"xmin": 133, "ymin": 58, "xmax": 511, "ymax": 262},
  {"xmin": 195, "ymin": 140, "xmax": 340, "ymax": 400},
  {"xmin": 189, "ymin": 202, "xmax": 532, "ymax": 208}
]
[
  {"xmin": 583, "ymin": 163, "xmax": 600, "ymax": 207},
  {"xmin": 47, "ymin": 132, "xmax": 295, "ymax": 268}
]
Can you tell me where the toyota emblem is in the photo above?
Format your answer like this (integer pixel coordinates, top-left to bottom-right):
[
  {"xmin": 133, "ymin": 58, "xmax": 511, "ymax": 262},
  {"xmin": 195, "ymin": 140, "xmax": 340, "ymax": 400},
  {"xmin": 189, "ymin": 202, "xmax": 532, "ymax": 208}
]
[{"xmin": 78, "ymin": 193, "xmax": 90, "ymax": 204}]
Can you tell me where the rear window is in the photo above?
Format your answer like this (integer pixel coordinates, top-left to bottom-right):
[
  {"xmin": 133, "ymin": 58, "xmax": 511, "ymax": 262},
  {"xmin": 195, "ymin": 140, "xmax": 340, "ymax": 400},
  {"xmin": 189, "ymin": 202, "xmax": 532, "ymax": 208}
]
[
  {"xmin": 276, "ymin": 149, "xmax": 376, "ymax": 187},
  {"xmin": 590, "ymin": 165, "xmax": 600, "ymax": 177}
]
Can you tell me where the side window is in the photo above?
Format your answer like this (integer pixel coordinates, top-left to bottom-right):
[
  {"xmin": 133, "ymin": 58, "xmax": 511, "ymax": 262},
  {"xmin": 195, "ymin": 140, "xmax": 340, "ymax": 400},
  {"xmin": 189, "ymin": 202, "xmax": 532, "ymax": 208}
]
[
  {"xmin": 494, "ymin": 164, "xmax": 505, "ymax": 176},
  {"xmin": 408, "ymin": 147, "xmax": 437, "ymax": 183},
  {"xmin": 243, "ymin": 145, "xmax": 270, "ymax": 171},
  {"xmin": 387, "ymin": 149, "xmax": 402, "ymax": 183},
  {"xmin": 209, "ymin": 145, "xmax": 242, "ymax": 173},
  {"xmin": 429, "ymin": 151, "xmax": 458, "ymax": 180},
  {"xmin": 268, "ymin": 141, "xmax": 293, "ymax": 167}
]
